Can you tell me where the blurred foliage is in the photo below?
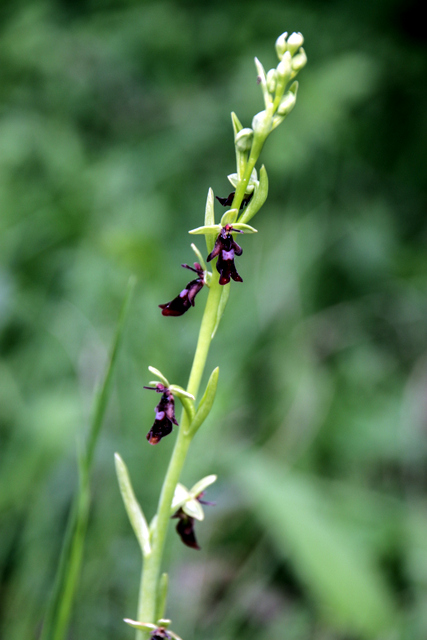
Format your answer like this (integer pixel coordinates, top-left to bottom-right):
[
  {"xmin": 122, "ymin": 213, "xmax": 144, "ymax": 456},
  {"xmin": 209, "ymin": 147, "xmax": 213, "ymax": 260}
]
[{"xmin": 1, "ymin": 1, "xmax": 427, "ymax": 639}]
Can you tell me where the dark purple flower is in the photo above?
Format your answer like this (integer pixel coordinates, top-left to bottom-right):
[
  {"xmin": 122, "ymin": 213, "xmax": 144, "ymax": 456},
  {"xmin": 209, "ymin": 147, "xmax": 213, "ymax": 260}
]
[
  {"xmin": 150, "ymin": 628, "xmax": 172, "ymax": 640},
  {"xmin": 159, "ymin": 263, "xmax": 204, "ymax": 316},
  {"xmin": 207, "ymin": 224, "xmax": 243, "ymax": 285},
  {"xmin": 172, "ymin": 508, "xmax": 200, "ymax": 550},
  {"xmin": 144, "ymin": 384, "xmax": 178, "ymax": 445},
  {"xmin": 216, "ymin": 191, "xmax": 253, "ymax": 209},
  {"xmin": 171, "ymin": 491, "xmax": 215, "ymax": 550}
]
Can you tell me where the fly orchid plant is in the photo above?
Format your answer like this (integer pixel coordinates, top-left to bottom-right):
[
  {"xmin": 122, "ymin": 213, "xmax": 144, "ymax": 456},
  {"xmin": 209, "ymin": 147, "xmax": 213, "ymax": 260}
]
[{"xmin": 115, "ymin": 31, "xmax": 307, "ymax": 640}]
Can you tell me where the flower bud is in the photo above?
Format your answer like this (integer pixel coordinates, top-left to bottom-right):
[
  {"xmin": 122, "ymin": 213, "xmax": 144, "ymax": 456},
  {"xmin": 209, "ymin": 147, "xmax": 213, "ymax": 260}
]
[
  {"xmin": 275, "ymin": 31, "xmax": 288, "ymax": 59},
  {"xmin": 277, "ymin": 82, "xmax": 298, "ymax": 116},
  {"xmin": 266, "ymin": 69, "xmax": 277, "ymax": 93},
  {"xmin": 287, "ymin": 32, "xmax": 304, "ymax": 56},
  {"xmin": 235, "ymin": 127, "xmax": 253, "ymax": 152},
  {"xmin": 292, "ymin": 47, "xmax": 307, "ymax": 72},
  {"xmin": 252, "ymin": 110, "xmax": 272, "ymax": 137},
  {"xmin": 276, "ymin": 51, "xmax": 292, "ymax": 84}
]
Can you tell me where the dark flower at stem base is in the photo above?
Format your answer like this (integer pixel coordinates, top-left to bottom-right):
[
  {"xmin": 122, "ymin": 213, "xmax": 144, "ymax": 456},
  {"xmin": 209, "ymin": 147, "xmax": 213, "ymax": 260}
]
[
  {"xmin": 159, "ymin": 263, "xmax": 204, "ymax": 316},
  {"xmin": 144, "ymin": 384, "xmax": 178, "ymax": 445},
  {"xmin": 172, "ymin": 508, "xmax": 200, "ymax": 550},
  {"xmin": 207, "ymin": 224, "xmax": 243, "ymax": 285},
  {"xmin": 150, "ymin": 628, "xmax": 172, "ymax": 640},
  {"xmin": 216, "ymin": 191, "xmax": 253, "ymax": 209},
  {"xmin": 171, "ymin": 490, "xmax": 215, "ymax": 550}
]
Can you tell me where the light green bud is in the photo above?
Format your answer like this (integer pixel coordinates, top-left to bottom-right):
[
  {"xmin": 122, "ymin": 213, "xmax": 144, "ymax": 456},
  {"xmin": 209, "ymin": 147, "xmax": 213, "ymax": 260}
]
[
  {"xmin": 277, "ymin": 52, "xmax": 292, "ymax": 85},
  {"xmin": 235, "ymin": 127, "xmax": 253, "ymax": 152},
  {"xmin": 277, "ymin": 81, "xmax": 298, "ymax": 116},
  {"xmin": 252, "ymin": 110, "xmax": 272, "ymax": 137},
  {"xmin": 287, "ymin": 32, "xmax": 304, "ymax": 56},
  {"xmin": 266, "ymin": 69, "xmax": 277, "ymax": 93},
  {"xmin": 292, "ymin": 47, "xmax": 307, "ymax": 72},
  {"xmin": 275, "ymin": 31, "xmax": 288, "ymax": 59}
]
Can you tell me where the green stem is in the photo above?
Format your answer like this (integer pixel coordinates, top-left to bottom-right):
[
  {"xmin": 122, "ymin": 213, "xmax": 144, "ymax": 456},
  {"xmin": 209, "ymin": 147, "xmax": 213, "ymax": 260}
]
[
  {"xmin": 135, "ymin": 276, "xmax": 222, "ymax": 639},
  {"xmin": 135, "ymin": 133, "xmax": 266, "ymax": 639}
]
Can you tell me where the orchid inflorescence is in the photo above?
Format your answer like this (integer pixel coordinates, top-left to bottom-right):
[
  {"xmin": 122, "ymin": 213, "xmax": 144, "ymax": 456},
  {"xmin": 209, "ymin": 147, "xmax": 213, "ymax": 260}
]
[{"xmin": 115, "ymin": 31, "xmax": 306, "ymax": 639}]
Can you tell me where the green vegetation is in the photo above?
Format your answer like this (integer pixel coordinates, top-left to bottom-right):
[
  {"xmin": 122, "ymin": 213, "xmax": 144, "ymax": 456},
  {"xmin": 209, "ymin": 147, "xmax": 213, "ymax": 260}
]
[{"xmin": 1, "ymin": 1, "xmax": 426, "ymax": 640}]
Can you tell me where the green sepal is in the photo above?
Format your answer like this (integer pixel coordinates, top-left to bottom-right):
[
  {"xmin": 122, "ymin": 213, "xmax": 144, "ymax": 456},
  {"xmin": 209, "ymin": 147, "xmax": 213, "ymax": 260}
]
[
  {"xmin": 190, "ymin": 243, "xmax": 207, "ymax": 271},
  {"xmin": 232, "ymin": 223, "xmax": 258, "ymax": 233},
  {"xmin": 186, "ymin": 367, "xmax": 219, "ymax": 437},
  {"xmin": 189, "ymin": 224, "xmax": 221, "ymax": 235},
  {"xmin": 171, "ymin": 482, "xmax": 191, "ymax": 513},
  {"xmin": 211, "ymin": 284, "xmax": 230, "ymax": 339},
  {"xmin": 124, "ymin": 620, "xmax": 156, "ymax": 631},
  {"xmin": 155, "ymin": 573, "xmax": 169, "ymax": 623},
  {"xmin": 220, "ymin": 208, "xmax": 238, "ymax": 226},
  {"xmin": 114, "ymin": 453, "xmax": 151, "ymax": 558},
  {"xmin": 169, "ymin": 385, "xmax": 195, "ymax": 422},
  {"xmin": 157, "ymin": 619, "xmax": 171, "ymax": 628},
  {"xmin": 183, "ymin": 498, "xmax": 204, "ymax": 521},
  {"xmin": 238, "ymin": 165, "xmax": 269, "ymax": 224},
  {"xmin": 147, "ymin": 366, "xmax": 169, "ymax": 388},
  {"xmin": 190, "ymin": 474, "xmax": 217, "ymax": 497},
  {"xmin": 204, "ymin": 188, "xmax": 216, "ymax": 253}
]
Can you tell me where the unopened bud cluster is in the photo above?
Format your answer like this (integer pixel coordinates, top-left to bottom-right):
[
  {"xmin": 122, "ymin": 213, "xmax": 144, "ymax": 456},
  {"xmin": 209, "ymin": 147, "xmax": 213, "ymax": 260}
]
[{"xmin": 250, "ymin": 31, "xmax": 307, "ymax": 138}]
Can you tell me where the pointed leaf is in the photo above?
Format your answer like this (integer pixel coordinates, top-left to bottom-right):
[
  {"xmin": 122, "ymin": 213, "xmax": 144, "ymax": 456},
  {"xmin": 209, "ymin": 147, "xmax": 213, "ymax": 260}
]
[
  {"xmin": 187, "ymin": 367, "xmax": 219, "ymax": 436},
  {"xmin": 155, "ymin": 573, "xmax": 169, "ymax": 623},
  {"xmin": 115, "ymin": 453, "xmax": 151, "ymax": 557},
  {"xmin": 231, "ymin": 111, "xmax": 243, "ymax": 136},
  {"xmin": 190, "ymin": 243, "xmax": 207, "ymax": 271},
  {"xmin": 211, "ymin": 285, "xmax": 230, "ymax": 339},
  {"xmin": 204, "ymin": 188, "xmax": 216, "ymax": 253},
  {"xmin": 238, "ymin": 165, "xmax": 268, "ymax": 224}
]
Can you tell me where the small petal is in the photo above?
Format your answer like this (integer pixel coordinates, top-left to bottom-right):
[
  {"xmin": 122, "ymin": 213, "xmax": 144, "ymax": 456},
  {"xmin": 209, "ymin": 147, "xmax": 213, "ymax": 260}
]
[{"xmin": 159, "ymin": 263, "xmax": 204, "ymax": 317}]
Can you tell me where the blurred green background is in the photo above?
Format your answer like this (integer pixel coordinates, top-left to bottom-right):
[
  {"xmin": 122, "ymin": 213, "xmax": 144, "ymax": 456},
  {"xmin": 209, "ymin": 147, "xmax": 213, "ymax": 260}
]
[{"xmin": 1, "ymin": 0, "xmax": 427, "ymax": 639}]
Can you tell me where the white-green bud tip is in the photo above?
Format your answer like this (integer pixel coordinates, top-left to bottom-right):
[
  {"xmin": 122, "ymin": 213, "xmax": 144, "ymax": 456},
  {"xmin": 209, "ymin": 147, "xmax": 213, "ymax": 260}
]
[
  {"xmin": 266, "ymin": 68, "xmax": 277, "ymax": 93},
  {"xmin": 235, "ymin": 127, "xmax": 254, "ymax": 152},
  {"xmin": 287, "ymin": 32, "xmax": 304, "ymax": 56},
  {"xmin": 277, "ymin": 82, "xmax": 298, "ymax": 116},
  {"xmin": 277, "ymin": 52, "xmax": 292, "ymax": 83},
  {"xmin": 275, "ymin": 31, "xmax": 288, "ymax": 59},
  {"xmin": 292, "ymin": 47, "xmax": 307, "ymax": 72}
]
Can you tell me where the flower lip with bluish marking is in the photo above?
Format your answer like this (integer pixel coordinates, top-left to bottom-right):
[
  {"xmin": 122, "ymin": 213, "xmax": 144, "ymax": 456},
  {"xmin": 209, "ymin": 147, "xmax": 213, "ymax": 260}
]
[
  {"xmin": 159, "ymin": 262, "xmax": 205, "ymax": 316},
  {"xmin": 206, "ymin": 225, "xmax": 243, "ymax": 285},
  {"xmin": 143, "ymin": 384, "xmax": 178, "ymax": 445}
]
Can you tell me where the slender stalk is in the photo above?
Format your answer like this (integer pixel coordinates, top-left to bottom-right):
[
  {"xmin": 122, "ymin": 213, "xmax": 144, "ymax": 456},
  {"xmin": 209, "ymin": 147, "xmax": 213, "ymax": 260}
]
[
  {"xmin": 130, "ymin": 33, "xmax": 307, "ymax": 637},
  {"xmin": 136, "ymin": 276, "xmax": 222, "ymax": 639}
]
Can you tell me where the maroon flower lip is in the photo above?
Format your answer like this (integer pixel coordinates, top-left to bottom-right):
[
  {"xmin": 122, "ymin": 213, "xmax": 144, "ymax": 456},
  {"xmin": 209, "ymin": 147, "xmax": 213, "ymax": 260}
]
[
  {"xmin": 206, "ymin": 224, "xmax": 243, "ymax": 285},
  {"xmin": 144, "ymin": 384, "xmax": 178, "ymax": 445},
  {"xmin": 216, "ymin": 191, "xmax": 253, "ymax": 209},
  {"xmin": 159, "ymin": 263, "xmax": 205, "ymax": 316},
  {"xmin": 171, "ymin": 491, "xmax": 215, "ymax": 550}
]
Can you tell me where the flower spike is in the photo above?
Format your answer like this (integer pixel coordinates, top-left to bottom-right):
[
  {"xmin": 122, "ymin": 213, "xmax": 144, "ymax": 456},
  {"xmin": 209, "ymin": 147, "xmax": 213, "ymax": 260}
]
[
  {"xmin": 159, "ymin": 263, "xmax": 205, "ymax": 317},
  {"xmin": 207, "ymin": 224, "xmax": 243, "ymax": 285},
  {"xmin": 144, "ymin": 384, "xmax": 178, "ymax": 445}
]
